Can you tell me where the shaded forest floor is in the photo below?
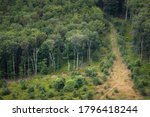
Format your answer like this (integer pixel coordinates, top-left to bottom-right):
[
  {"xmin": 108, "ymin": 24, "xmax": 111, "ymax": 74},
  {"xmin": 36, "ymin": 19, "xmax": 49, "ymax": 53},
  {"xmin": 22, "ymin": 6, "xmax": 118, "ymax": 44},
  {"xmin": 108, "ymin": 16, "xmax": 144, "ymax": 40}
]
[{"xmin": 94, "ymin": 26, "xmax": 143, "ymax": 100}]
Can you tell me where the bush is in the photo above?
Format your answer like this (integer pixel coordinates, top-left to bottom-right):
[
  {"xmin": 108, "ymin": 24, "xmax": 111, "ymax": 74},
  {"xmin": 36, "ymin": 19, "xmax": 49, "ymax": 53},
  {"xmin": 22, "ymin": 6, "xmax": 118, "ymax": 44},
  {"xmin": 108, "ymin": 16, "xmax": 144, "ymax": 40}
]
[
  {"xmin": 20, "ymin": 80, "xmax": 27, "ymax": 90},
  {"xmin": 53, "ymin": 78, "xmax": 65, "ymax": 91},
  {"xmin": 86, "ymin": 91, "xmax": 94, "ymax": 100},
  {"xmin": 28, "ymin": 92, "xmax": 34, "ymax": 99},
  {"xmin": 71, "ymin": 71, "xmax": 81, "ymax": 76},
  {"xmin": 0, "ymin": 80, "xmax": 7, "ymax": 88},
  {"xmin": 74, "ymin": 76, "xmax": 85, "ymax": 88},
  {"xmin": 28, "ymin": 86, "xmax": 34, "ymax": 93},
  {"xmin": 47, "ymin": 90, "xmax": 55, "ymax": 98},
  {"xmin": 92, "ymin": 77, "xmax": 102, "ymax": 86},
  {"xmin": 39, "ymin": 86, "xmax": 46, "ymax": 94},
  {"xmin": 1, "ymin": 87, "xmax": 11, "ymax": 96},
  {"xmin": 134, "ymin": 59, "xmax": 141, "ymax": 67},
  {"xmin": 85, "ymin": 68, "xmax": 97, "ymax": 77},
  {"xmin": 73, "ymin": 90, "xmax": 80, "ymax": 97},
  {"xmin": 64, "ymin": 79, "xmax": 76, "ymax": 92}
]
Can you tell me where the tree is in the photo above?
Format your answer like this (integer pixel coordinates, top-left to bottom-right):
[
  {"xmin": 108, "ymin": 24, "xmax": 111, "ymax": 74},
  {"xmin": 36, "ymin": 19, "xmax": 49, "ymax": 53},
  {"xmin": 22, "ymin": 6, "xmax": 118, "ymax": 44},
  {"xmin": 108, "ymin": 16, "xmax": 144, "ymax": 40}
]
[
  {"xmin": 29, "ymin": 29, "xmax": 47, "ymax": 75},
  {"xmin": 66, "ymin": 30, "xmax": 86, "ymax": 70}
]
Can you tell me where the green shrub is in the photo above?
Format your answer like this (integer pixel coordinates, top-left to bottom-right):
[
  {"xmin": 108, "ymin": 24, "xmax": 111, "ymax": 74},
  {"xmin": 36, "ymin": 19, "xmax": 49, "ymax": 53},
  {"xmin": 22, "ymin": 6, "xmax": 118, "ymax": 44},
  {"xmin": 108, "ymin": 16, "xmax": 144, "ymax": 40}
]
[
  {"xmin": 64, "ymin": 79, "xmax": 76, "ymax": 92},
  {"xmin": 85, "ymin": 68, "xmax": 97, "ymax": 77},
  {"xmin": 28, "ymin": 92, "xmax": 34, "ymax": 99},
  {"xmin": 92, "ymin": 77, "xmax": 102, "ymax": 86},
  {"xmin": 1, "ymin": 87, "xmax": 11, "ymax": 96},
  {"xmin": 86, "ymin": 91, "xmax": 94, "ymax": 100},
  {"xmin": 134, "ymin": 59, "xmax": 141, "ymax": 67},
  {"xmin": 75, "ymin": 76, "xmax": 85, "ymax": 88},
  {"xmin": 73, "ymin": 90, "xmax": 80, "ymax": 97},
  {"xmin": 53, "ymin": 78, "xmax": 65, "ymax": 91},
  {"xmin": 71, "ymin": 71, "xmax": 81, "ymax": 76},
  {"xmin": 39, "ymin": 86, "xmax": 46, "ymax": 94},
  {"xmin": 114, "ymin": 88, "xmax": 119, "ymax": 93},
  {"xmin": 28, "ymin": 86, "xmax": 34, "ymax": 93},
  {"xmin": 47, "ymin": 90, "xmax": 55, "ymax": 98},
  {"xmin": 20, "ymin": 80, "xmax": 27, "ymax": 90},
  {"xmin": 0, "ymin": 80, "xmax": 7, "ymax": 88}
]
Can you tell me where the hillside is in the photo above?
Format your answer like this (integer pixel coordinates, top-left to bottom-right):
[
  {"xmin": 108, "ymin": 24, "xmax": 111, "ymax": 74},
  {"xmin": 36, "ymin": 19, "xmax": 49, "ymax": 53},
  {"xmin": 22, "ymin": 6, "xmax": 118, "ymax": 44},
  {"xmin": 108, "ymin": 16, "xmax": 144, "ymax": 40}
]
[{"xmin": 0, "ymin": 0, "xmax": 149, "ymax": 100}]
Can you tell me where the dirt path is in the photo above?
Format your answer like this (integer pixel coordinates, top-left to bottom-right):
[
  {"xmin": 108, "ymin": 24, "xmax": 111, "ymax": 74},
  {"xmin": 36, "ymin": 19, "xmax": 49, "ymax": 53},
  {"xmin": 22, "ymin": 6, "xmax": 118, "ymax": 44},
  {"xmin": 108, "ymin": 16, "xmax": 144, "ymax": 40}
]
[{"xmin": 94, "ymin": 27, "xmax": 142, "ymax": 100}]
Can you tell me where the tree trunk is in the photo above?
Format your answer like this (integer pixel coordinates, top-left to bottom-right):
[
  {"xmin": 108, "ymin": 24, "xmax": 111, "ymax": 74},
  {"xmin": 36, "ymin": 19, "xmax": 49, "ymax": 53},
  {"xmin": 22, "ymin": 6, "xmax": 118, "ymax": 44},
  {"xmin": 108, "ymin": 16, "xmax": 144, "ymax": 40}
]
[
  {"xmin": 88, "ymin": 41, "xmax": 92, "ymax": 64},
  {"xmin": 67, "ymin": 53, "xmax": 70, "ymax": 71},
  {"xmin": 73, "ymin": 49, "xmax": 76, "ymax": 70},
  {"xmin": 30, "ymin": 57, "xmax": 34, "ymax": 74},
  {"xmin": 76, "ymin": 52, "xmax": 79, "ymax": 70},
  {"xmin": 35, "ymin": 48, "xmax": 39, "ymax": 75},
  {"xmin": 52, "ymin": 53, "xmax": 56, "ymax": 71},
  {"xmin": 125, "ymin": 0, "xmax": 128, "ymax": 21}
]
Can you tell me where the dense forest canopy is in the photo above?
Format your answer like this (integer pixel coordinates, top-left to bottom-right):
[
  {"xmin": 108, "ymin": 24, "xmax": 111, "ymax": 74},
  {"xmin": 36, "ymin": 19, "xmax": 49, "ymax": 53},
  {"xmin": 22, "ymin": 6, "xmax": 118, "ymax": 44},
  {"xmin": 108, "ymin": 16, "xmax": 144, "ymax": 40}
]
[
  {"xmin": 0, "ymin": 0, "xmax": 149, "ymax": 79},
  {"xmin": 0, "ymin": 0, "xmax": 110, "ymax": 78}
]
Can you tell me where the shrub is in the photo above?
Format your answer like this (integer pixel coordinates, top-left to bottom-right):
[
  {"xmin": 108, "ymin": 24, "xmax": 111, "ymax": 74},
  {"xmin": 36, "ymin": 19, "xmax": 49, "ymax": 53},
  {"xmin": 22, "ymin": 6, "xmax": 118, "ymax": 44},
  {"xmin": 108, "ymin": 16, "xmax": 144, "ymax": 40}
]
[
  {"xmin": 85, "ymin": 68, "xmax": 97, "ymax": 77},
  {"xmin": 28, "ymin": 92, "xmax": 34, "ymax": 99},
  {"xmin": 74, "ymin": 76, "xmax": 85, "ymax": 88},
  {"xmin": 92, "ymin": 77, "xmax": 102, "ymax": 86},
  {"xmin": 1, "ymin": 87, "xmax": 11, "ymax": 96},
  {"xmin": 47, "ymin": 90, "xmax": 55, "ymax": 98},
  {"xmin": 39, "ymin": 86, "xmax": 46, "ymax": 94},
  {"xmin": 20, "ymin": 80, "xmax": 27, "ymax": 90},
  {"xmin": 71, "ymin": 71, "xmax": 81, "ymax": 76},
  {"xmin": 64, "ymin": 79, "xmax": 76, "ymax": 92},
  {"xmin": 134, "ymin": 59, "xmax": 141, "ymax": 67},
  {"xmin": 73, "ymin": 90, "xmax": 80, "ymax": 97},
  {"xmin": 0, "ymin": 80, "xmax": 7, "ymax": 88},
  {"xmin": 53, "ymin": 78, "xmax": 65, "ymax": 91},
  {"xmin": 86, "ymin": 91, "xmax": 94, "ymax": 100},
  {"xmin": 114, "ymin": 88, "xmax": 119, "ymax": 93},
  {"xmin": 28, "ymin": 86, "xmax": 34, "ymax": 93}
]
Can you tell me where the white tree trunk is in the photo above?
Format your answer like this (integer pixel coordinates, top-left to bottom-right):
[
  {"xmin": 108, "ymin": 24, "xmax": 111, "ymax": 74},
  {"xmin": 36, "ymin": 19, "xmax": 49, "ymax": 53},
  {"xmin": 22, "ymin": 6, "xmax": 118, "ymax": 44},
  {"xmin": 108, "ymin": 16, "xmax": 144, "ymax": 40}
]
[
  {"xmin": 125, "ymin": 6, "xmax": 128, "ymax": 21},
  {"xmin": 67, "ymin": 53, "xmax": 70, "ymax": 71},
  {"xmin": 33, "ymin": 48, "xmax": 39, "ymax": 75},
  {"xmin": 73, "ymin": 49, "xmax": 76, "ymax": 70},
  {"xmin": 76, "ymin": 52, "xmax": 79, "ymax": 70},
  {"xmin": 52, "ymin": 53, "xmax": 56, "ymax": 71},
  {"xmin": 88, "ymin": 41, "xmax": 91, "ymax": 64}
]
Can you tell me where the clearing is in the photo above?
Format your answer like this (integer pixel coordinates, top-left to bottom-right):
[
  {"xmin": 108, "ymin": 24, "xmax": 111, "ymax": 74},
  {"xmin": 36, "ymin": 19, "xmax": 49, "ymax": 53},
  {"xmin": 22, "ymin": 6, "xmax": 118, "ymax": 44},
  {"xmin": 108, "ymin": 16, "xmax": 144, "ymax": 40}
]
[{"xmin": 94, "ymin": 26, "xmax": 143, "ymax": 100}]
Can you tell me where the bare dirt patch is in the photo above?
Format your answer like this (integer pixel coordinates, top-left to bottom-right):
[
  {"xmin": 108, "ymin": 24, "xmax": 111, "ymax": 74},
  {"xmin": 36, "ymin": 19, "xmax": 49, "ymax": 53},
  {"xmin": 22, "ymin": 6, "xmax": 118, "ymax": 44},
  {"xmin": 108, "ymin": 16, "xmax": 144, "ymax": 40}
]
[{"xmin": 94, "ymin": 27, "xmax": 142, "ymax": 100}]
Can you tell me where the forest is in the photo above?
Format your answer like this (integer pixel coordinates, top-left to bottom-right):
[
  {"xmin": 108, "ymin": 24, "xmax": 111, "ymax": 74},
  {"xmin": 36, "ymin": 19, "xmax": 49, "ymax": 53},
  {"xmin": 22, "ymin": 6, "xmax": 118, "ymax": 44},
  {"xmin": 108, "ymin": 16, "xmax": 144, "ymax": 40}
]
[{"xmin": 0, "ymin": 0, "xmax": 149, "ymax": 99}]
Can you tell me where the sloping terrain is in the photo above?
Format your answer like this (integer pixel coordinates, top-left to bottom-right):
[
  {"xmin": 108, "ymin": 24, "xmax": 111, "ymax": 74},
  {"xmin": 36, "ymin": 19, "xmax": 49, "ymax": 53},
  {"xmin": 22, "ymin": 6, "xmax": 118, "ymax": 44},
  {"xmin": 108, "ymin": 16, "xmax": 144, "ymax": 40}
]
[{"xmin": 95, "ymin": 27, "xmax": 142, "ymax": 100}]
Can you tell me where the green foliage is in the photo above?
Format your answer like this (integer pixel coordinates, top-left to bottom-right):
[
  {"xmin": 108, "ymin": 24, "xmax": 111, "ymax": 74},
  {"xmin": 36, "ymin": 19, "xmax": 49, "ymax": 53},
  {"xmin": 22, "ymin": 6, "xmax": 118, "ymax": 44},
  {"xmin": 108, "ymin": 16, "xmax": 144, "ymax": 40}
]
[
  {"xmin": 1, "ymin": 87, "xmax": 11, "ymax": 96},
  {"xmin": 0, "ymin": 0, "xmax": 110, "ymax": 79},
  {"xmin": 47, "ymin": 90, "xmax": 55, "ymax": 98},
  {"xmin": 38, "ymin": 59, "xmax": 49, "ymax": 75},
  {"xmin": 92, "ymin": 77, "xmax": 102, "ymax": 86},
  {"xmin": 116, "ymin": 19, "xmax": 150, "ymax": 97},
  {"xmin": 39, "ymin": 86, "xmax": 46, "ymax": 94},
  {"xmin": 85, "ymin": 68, "xmax": 97, "ymax": 77},
  {"xmin": 64, "ymin": 79, "xmax": 76, "ymax": 92},
  {"xmin": 20, "ymin": 80, "xmax": 27, "ymax": 90},
  {"xmin": 53, "ymin": 78, "xmax": 65, "ymax": 91},
  {"xmin": 0, "ymin": 80, "xmax": 7, "ymax": 88},
  {"xmin": 27, "ymin": 86, "xmax": 34, "ymax": 93},
  {"xmin": 74, "ymin": 76, "xmax": 85, "ymax": 88},
  {"xmin": 100, "ymin": 53, "xmax": 115, "ymax": 77}
]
